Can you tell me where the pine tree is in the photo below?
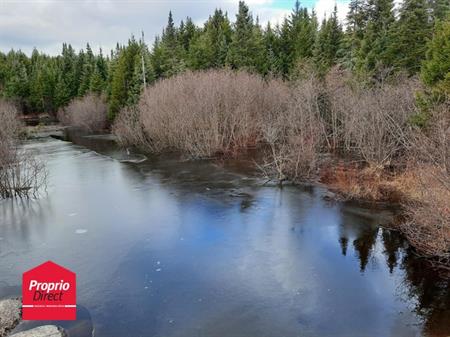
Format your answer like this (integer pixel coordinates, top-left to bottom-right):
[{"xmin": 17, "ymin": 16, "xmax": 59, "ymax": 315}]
[
  {"xmin": 153, "ymin": 12, "xmax": 186, "ymax": 77},
  {"xmin": 226, "ymin": 1, "xmax": 264, "ymax": 71},
  {"xmin": 313, "ymin": 5, "xmax": 343, "ymax": 73},
  {"xmin": 356, "ymin": 0, "xmax": 396, "ymax": 77},
  {"xmin": 108, "ymin": 37, "xmax": 141, "ymax": 119},
  {"xmin": 341, "ymin": 0, "xmax": 369, "ymax": 69},
  {"xmin": 188, "ymin": 9, "xmax": 232, "ymax": 69},
  {"xmin": 3, "ymin": 50, "xmax": 30, "ymax": 111},
  {"xmin": 421, "ymin": 17, "xmax": 450, "ymax": 96},
  {"xmin": 263, "ymin": 22, "xmax": 281, "ymax": 75},
  {"xmin": 390, "ymin": 0, "xmax": 432, "ymax": 74},
  {"xmin": 428, "ymin": 0, "xmax": 450, "ymax": 21},
  {"xmin": 290, "ymin": 1, "xmax": 316, "ymax": 63}
]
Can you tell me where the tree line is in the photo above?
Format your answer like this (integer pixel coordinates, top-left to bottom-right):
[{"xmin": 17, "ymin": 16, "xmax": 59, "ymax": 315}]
[{"xmin": 0, "ymin": 0, "xmax": 448, "ymax": 118}]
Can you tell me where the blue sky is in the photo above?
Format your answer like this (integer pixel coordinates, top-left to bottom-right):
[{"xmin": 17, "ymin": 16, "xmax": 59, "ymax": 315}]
[{"xmin": 0, "ymin": 0, "xmax": 350, "ymax": 55}]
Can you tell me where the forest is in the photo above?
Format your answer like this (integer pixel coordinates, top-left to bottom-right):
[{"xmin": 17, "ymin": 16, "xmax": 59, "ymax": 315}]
[{"xmin": 0, "ymin": 0, "xmax": 448, "ymax": 117}]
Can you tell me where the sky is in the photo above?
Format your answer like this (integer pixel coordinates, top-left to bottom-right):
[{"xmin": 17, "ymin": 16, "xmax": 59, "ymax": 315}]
[{"xmin": 0, "ymin": 0, "xmax": 350, "ymax": 56}]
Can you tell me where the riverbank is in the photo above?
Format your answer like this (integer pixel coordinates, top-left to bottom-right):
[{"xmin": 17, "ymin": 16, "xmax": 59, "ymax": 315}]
[{"xmin": 109, "ymin": 70, "xmax": 450, "ymax": 271}]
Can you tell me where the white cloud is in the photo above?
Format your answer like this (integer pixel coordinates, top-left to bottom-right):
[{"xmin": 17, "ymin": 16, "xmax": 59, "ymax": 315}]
[
  {"xmin": 313, "ymin": 0, "xmax": 349, "ymax": 22},
  {"xmin": 0, "ymin": 0, "xmax": 349, "ymax": 55}
]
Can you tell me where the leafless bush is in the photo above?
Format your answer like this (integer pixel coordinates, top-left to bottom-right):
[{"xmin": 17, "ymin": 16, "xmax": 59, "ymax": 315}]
[
  {"xmin": 0, "ymin": 100, "xmax": 21, "ymax": 162},
  {"xmin": 113, "ymin": 106, "xmax": 149, "ymax": 147},
  {"xmin": 326, "ymin": 69, "xmax": 419, "ymax": 166},
  {"xmin": 259, "ymin": 73, "xmax": 325, "ymax": 183},
  {"xmin": 401, "ymin": 102, "xmax": 450, "ymax": 263},
  {"xmin": 0, "ymin": 148, "xmax": 48, "ymax": 198},
  {"xmin": 0, "ymin": 99, "xmax": 47, "ymax": 198},
  {"xmin": 58, "ymin": 94, "xmax": 108, "ymax": 132},
  {"xmin": 114, "ymin": 70, "xmax": 290, "ymax": 158}
]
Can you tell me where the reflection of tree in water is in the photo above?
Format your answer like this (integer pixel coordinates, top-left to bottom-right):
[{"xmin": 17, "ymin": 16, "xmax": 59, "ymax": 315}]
[
  {"xmin": 352, "ymin": 226, "xmax": 378, "ymax": 272},
  {"xmin": 339, "ymin": 236, "xmax": 349, "ymax": 256},
  {"xmin": 338, "ymin": 209, "xmax": 380, "ymax": 272},
  {"xmin": 338, "ymin": 209, "xmax": 409, "ymax": 273},
  {"xmin": 338, "ymin": 212, "xmax": 450, "ymax": 336},
  {"xmin": 381, "ymin": 229, "xmax": 405, "ymax": 273},
  {"xmin": 400, "ymin": 255, "xmax": 450, "ymax": 337}
]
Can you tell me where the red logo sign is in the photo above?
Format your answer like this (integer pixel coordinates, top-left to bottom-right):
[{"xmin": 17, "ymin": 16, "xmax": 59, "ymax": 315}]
[{"xmin": 22, "ymin": 261, "xmax": 76, "ymax": 320}]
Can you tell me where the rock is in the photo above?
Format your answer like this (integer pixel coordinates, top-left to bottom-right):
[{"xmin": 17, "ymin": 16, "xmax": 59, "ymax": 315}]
[
  {"xmin": 10, "ymin": 325, "xmax": 66, "ymax": 337},
  {"xmin": 0, "ymin": 298, "xmax": 21, "ymax": 337},
  {"xmin": 322, "ymin": 191, "xmax": 337, "ymax": 201}
]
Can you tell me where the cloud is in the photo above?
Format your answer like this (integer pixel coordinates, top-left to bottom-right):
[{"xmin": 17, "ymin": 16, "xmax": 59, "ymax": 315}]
[
  {"xmin": 313, "ymin": 0, "xmax": 349, "ymax": 22},
  {"xmin": 0, "ymin": 0, "xmax": 349, "ymax": 55}
]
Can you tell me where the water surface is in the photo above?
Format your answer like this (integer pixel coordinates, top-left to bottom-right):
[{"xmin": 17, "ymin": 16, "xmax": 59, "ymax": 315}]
[{"xmin": 0, "ymin": 134, "xmax": 449, "ymax": 337}]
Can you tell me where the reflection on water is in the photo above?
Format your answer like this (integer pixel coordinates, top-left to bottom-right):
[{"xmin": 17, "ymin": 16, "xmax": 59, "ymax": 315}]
[{"xmin": 0, "ymin": 132, "xmax": 449, "ymax": 337}]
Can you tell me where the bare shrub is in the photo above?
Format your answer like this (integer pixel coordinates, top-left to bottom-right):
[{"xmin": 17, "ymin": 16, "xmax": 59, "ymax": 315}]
[
  {"xmin": 114, "ymin": 70, "xmax": 290, "ymax": 158},
  {"xmin": 326, "ymin": 69, "xmax": 419, "ymax": 166},
  {"xmin": 259, "ymin": 73, "xmax": 325, "ymax": 182},
  {"xmin": 0, "ymin": 99, "xmax": 47, "ymax": 198},
  {"xmin": 0, "ymin": 100, "xmax": 21, "ymax": 163},
  {"xmin": 113, "ymin": 106, "xmax": 148, "ymax": 147},
  {"xmin": 0, "ymin": 148, "xmax": 48, "ymax": 198},
  {"xmin": 401, "ymin": 102, "xmax": 450, "ymax": 263},
  {"xmin": 58, "ymin": 94, "xmax": 108, "ymax": 131}
]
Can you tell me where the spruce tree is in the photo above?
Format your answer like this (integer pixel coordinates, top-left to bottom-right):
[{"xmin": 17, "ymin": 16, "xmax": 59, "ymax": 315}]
[
  {"xmin": 356, "ymin": 0, "xmax": 396, "ymax": 77},
  {"xmin": 390, "ymin": 0, "xmax": 432, "ymax": 74},
  {"xmin": 226, "ymin": 1, "xmax": 264, "ymax": 71},
  {"xmin": 421, "ymin": 17, "xmax": 450, "ymax": 96},
  {"xmin": 313, "ymin": 5, "xmax": 343, "ymax": 73},
  {"xmin": 188, "ymin": 9, "xmax": 232, "ymax": 69}
]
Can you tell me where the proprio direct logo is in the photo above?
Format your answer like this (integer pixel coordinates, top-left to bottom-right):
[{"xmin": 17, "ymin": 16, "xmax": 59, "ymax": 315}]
[{"xmin": 22, "ymin": 261, "xmax": 76, "ymax": 320}]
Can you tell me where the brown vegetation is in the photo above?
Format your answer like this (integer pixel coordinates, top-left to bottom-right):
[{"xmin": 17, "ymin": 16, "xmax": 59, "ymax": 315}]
[
  {"xmin": 401, "ymin": 103, "xmax": 450, "ymax": 265},
  {"xmin": 58, "ymin": 94, "xmax": 108, "ymax": 132},
  {"xmin": 115, "ymin": 70, "xmax": 289, "ymax": 157},
  {"xmin": 0, "ymin": 100, "xmax": 47, "ymax": 198},
  {"xmin": 112, "ymin": 68, "xmax": 449, "ymax": 266}
]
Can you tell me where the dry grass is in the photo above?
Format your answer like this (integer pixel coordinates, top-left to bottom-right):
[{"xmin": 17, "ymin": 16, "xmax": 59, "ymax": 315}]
[{"xmin": 58, "ymin": 94, "xmax": 108, "ymax": 132}]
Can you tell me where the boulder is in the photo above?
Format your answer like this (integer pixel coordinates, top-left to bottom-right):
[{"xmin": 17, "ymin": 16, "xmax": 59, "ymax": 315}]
[
  {"xmin": 0, "ymin": 298, "xmax": 21, "ymax": 337},
  {"xmin": 10, "ymin": 325, "xmax": 66, "ymax": 337}
]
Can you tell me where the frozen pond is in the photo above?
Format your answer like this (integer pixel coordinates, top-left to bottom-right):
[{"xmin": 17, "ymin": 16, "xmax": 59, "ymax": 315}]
[{"xmin": 0, "ymin": 134, "xmax": 449, "ymax": 337}]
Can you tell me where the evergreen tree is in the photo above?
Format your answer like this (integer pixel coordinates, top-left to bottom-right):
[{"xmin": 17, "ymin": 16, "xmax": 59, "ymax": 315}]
[
  {"xmin": 263, "ymin": 22, "xmax": 281, "ymax": 75},
  {"xmin": 341, "ymin": 0, "xmax": 369, "ymax": 69},
  {"xmin": 78, "ymin": 43, "xmax": 96, "ymax": 96},
  {"xmin": 152, "ymin": 12, "xmax": 186, "ymax": 77},
  {"xmin": 3, "ymin": 50, "xmax": 30, "ymax": 111},
  {"xmin": 313, "ymin": 5, "xmax": 343, "ymax": 73},
  {"xmin": 421, "ymin": 17, "xmax": 450, "ymax": 96},
  {"xmin": 356, "ymin": 0, "xmax": 396, "ymax": 77},
  {"xmin": 227, "ymin": 1, "xmax": 264, "ymax": 72},
  {"xmin": 108, "ymin": 37, "xmax": 141, "ymax": 119},
  {"xmin": 188, "ymin": 10, "xmax": 232, "ymax": 69},
  {"xmin": 390, "ymin": 0, "xmax": 432, "ymax": 74},
  {"xmin": 428, "ymin": 0, "xmax": 450, "ymax": 21},
  {"xmin": 290, "ymin": 1, "xmax": 316, "ymax": 63}
]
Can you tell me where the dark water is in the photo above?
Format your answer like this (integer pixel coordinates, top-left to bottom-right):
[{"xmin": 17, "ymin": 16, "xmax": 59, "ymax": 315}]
[{"xmin": 0, "ymin": 132, "xmax": 449, "ymax": 337}]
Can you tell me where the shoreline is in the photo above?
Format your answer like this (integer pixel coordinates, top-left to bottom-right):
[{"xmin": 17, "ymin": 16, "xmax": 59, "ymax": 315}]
[{"xmin": 24, "ymin": 124, "xmax": 449, "ymax": 275}]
